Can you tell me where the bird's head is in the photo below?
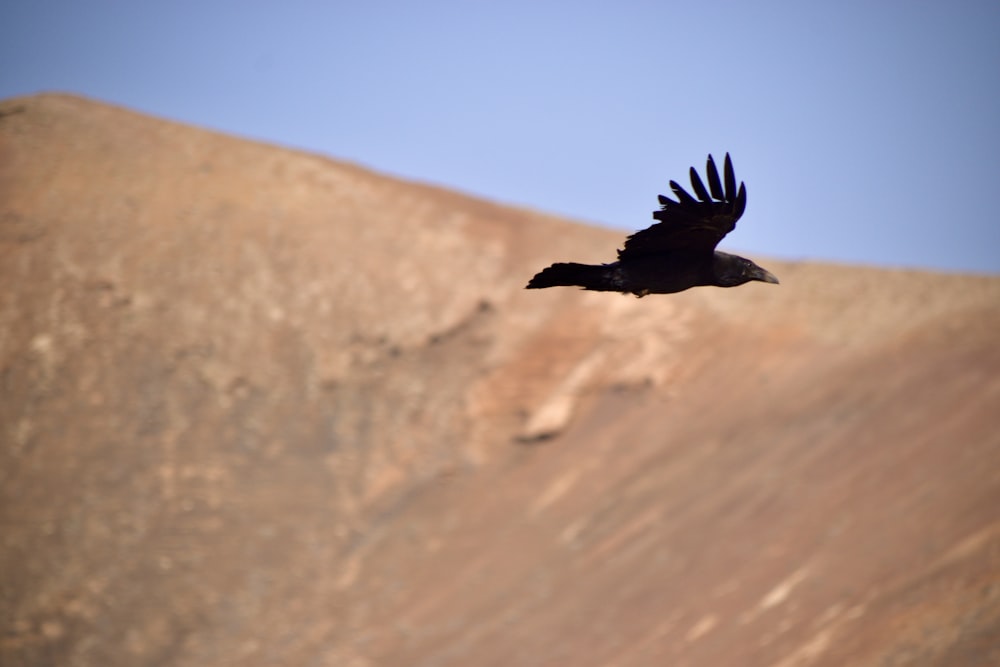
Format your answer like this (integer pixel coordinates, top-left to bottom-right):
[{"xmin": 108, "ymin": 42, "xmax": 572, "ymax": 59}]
[{"xmin": 713, "ymin": 252, "xmax": 780, "ymax": 288}]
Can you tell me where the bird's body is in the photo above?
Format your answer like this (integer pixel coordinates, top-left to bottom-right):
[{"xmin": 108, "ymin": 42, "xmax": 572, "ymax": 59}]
[{"xmin": 526, "ymin": 154, "xmax": 778, "ymax": 297}]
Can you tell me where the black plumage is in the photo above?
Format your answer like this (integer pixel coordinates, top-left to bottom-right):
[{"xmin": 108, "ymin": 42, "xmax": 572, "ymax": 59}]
[{"xmin": 526, "ymin": 154, "xmax": 778, "ymax": 297}]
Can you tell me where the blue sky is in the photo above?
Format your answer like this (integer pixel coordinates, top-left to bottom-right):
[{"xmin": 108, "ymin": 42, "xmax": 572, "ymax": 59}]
[{"xmin": 3, "ymin": 1, "xmax": 999, "ymax": 273}]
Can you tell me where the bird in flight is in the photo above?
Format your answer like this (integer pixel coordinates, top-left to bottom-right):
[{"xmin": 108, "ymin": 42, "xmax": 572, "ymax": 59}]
[{"xmin": 526, "ymin": 153, "xmax": 778, "ymax": 297}]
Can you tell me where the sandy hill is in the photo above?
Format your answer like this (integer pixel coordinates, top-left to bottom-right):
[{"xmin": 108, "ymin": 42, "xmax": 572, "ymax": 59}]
[{"xmin": 2, "ymin": 94, "xmax": 998, "ymax": 667}]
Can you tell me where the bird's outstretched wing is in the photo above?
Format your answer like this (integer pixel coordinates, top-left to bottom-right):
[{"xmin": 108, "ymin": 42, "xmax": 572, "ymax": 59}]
[{"xmin": 618, "ymin": 153, "xmax": 747, "ymax": 260}]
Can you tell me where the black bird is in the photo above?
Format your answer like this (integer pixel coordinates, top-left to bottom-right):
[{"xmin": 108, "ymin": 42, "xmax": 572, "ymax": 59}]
[{"xmin": 526, "ymin": 153, "xmax": 778, "ymax": 297}]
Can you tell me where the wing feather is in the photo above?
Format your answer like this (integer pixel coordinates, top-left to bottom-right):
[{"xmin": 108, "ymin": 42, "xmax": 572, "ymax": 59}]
[
  {"xmin": 689, "ymin": 167, "xmax": 711, "ymax": 202},
  {"xmin": 669, "ymin": 180, "xmax": 698, "ymax": 205},
  {"xmin": 618, "ymin": 153, "xmax": 747, "ymax": 260},
  {"xmin": 723, "ymin": 153, "xmax": 737, "ymax": 201},
  {"xmin": 706, "ymin": 155, "xmax": 724, "ymax": 200},
  {"xmin": 734, "ymin": 182, "xmax": 747, "ymax": 219}
]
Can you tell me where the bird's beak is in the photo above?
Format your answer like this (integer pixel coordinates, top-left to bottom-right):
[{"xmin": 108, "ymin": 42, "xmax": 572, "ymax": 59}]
[{"xmin": 755, "ymin": 267, "xmax": 780, "ymax": 285}]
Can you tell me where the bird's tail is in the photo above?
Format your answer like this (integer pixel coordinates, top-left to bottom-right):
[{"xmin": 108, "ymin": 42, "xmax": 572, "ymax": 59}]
[{"xmin": 525, "ymin": 262, "xmax": 616, "ymax": 291}]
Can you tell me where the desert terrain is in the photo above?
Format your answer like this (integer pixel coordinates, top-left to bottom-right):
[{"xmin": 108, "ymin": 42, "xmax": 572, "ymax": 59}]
[{"xmin": 2, "ymin": 94, "xmax": 999, "ymax": 666}]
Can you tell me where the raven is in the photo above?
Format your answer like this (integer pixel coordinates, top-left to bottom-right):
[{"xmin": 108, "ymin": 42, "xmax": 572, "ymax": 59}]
[{"xmin": 526, "ymin": 154, "xmax": 778, "ymax": 297}]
